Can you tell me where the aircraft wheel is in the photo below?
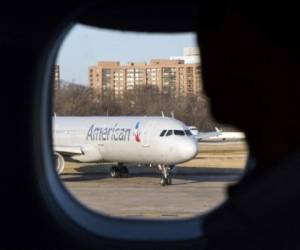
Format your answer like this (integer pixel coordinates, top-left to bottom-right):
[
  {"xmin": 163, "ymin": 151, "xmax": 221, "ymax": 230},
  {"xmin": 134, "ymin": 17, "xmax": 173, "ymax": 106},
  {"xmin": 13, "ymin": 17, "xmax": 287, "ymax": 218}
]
[
  {"xmin": 160, "ymin": 177, "xmax": 167, "ymax": 186},
  {"xmin": 120, "ymin": 166, "xmax": 129, "ymax": 177},
  {"xmin": 110, "ymin": 166, "xmax": 120, "ymax": 178},
  {"xmin": 166, "ymin": 177, "xmax": 172, "ymax": 185}
]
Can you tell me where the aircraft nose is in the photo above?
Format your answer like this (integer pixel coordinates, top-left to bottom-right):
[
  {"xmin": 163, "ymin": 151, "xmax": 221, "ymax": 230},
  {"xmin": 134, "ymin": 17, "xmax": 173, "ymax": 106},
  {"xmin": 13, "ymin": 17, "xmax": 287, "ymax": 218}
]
[{"xmin": 180, "ymin": 139, "xmax": 198, "ymax": 161}]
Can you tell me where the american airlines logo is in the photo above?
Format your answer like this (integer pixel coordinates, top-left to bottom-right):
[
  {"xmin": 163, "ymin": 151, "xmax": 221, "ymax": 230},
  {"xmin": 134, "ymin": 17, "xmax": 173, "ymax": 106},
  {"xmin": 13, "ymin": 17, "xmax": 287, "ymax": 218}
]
[
  {"xmin": 86, "ymin": 124, "xmax": 131, "ymax": 142},
  {"xmin": 133, "ymin": 122, "xmax": 141, "ymax": 142}
]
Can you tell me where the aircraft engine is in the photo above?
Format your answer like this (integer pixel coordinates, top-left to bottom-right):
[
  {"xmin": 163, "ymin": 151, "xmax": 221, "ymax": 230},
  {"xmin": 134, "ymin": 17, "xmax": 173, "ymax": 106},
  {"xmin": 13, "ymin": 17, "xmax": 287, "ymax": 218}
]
[
  {"xmin": 54, "ymin": 152, "xmax": 65, "ymax": 175},
  {"xmin": 71, "ymin": 144, "xmax": 103, "ymax": 162}
]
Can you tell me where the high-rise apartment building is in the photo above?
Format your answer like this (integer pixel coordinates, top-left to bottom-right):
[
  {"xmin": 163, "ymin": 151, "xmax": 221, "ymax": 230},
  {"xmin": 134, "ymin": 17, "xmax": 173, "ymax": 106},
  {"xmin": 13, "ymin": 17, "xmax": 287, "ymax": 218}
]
[
  {"xmin": 170, "ymin": 47, "xmax": 201, "ymax": 64},
  {"xmin": 89, "ymin": 49, "xmax": 202, "ymax": 99}
]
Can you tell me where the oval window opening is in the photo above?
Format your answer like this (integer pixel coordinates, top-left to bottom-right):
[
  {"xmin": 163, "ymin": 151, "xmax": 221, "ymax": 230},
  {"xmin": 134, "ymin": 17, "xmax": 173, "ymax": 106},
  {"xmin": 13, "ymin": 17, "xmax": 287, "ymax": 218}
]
[{"xmin": 52, "ymin": 23, "xmax": 248, "ymax": 220}]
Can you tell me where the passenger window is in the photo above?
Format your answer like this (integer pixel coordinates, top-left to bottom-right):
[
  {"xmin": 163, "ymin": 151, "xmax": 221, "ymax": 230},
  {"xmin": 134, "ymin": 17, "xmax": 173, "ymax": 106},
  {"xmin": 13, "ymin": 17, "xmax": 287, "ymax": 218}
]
[
  {"xmin": 166, "ymin": 130, "xmax": 173, "ymax": 136},
  {"xmin": 174, "ymin": 130, "xmax": 185, "ymax": 136},
  {"xmin": 160, "ymin": 130, "xmax": 167, "ymax": 137}
]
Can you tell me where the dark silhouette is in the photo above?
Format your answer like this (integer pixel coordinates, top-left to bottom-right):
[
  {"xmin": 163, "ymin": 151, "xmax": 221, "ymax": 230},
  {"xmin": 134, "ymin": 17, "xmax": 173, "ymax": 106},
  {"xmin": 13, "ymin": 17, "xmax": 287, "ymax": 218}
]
[
  {"xmin": 198, "ymin": 2, "xmax": 300, "ymax": 249},
  {"xmin": 3, "ymin": 1, "xmax": 300, "ymax": 249}
]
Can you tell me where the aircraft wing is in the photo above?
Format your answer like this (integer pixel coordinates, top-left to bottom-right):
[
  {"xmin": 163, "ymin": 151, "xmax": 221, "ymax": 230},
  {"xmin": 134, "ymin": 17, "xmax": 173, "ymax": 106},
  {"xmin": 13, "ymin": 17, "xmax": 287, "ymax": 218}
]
[{"xmin": 54, "ymin": 145, "xmax": 83, "ymax": 155}]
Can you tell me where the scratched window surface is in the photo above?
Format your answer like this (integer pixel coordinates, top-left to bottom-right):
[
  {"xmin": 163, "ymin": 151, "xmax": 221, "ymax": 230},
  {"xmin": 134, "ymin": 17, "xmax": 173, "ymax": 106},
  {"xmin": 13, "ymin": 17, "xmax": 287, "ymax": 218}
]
[{"xmin": 53, "ymin": 24, "xmax": 248, "ymax": 219}]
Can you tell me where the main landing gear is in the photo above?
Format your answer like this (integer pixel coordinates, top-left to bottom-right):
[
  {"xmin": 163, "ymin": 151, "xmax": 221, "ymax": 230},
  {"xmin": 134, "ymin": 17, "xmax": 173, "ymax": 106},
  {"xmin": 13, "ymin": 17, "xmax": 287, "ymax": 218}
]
[
  {"xmin": 158, "ymin": 164, "xmax": 175, "ymax": 186},
  {"xmin": 110, "ymin": 163, "xmax": 129, "ymax": 178}
]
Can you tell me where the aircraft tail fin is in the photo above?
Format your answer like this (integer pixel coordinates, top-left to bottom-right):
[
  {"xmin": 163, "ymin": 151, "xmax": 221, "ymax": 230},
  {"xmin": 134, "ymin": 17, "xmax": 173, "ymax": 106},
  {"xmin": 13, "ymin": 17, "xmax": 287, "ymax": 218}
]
[{"xmin": 215, "ymin": 127, "xmax": 222, "ymax": 133}]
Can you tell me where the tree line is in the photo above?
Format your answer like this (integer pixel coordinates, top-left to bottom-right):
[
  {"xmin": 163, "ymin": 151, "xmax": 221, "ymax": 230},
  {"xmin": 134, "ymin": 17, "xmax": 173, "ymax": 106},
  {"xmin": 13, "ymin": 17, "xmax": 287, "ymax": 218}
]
[{"xmin": 54, "ymin": 82, "xmax": 232, "ymax": 132}]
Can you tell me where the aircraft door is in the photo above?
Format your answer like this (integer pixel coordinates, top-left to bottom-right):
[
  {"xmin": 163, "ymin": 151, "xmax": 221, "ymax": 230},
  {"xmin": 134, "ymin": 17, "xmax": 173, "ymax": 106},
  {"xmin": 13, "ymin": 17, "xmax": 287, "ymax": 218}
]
[{"xmin": 142, "ymin": 121, "xmax": 155, "ymax": 147}]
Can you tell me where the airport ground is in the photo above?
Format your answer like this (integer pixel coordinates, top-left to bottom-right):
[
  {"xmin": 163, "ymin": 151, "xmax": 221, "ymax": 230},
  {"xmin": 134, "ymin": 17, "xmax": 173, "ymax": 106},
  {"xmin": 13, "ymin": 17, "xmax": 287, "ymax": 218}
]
[{"xmin": 61, "ymin": 142, "xmax": 248, "ymax": 219}]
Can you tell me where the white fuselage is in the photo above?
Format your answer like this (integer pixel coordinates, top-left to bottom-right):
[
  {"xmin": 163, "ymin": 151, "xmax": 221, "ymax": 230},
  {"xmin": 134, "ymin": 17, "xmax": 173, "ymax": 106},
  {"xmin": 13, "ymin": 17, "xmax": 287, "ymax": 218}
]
[
  {"xmin": 200, "ymin": 132, "xmax": 245, "ymax": 142},
  {"xmin": 53, "ymin": 116, "xmax": 198, "ymax": 165}
]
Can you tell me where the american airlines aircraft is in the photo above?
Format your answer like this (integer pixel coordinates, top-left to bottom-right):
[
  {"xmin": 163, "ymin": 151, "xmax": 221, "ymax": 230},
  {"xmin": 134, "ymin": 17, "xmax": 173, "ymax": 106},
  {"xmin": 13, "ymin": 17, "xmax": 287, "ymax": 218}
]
[{"xmin": 53, "ymin": 116, "xmax": 198, "ymax": 186}]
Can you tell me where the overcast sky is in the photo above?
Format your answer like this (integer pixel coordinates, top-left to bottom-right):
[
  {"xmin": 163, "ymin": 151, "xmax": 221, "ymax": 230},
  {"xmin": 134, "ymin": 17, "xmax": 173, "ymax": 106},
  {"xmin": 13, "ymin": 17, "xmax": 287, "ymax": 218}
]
[{"xmin": 56, "ymin": 24, "xmax": 197, "ymax": 85}]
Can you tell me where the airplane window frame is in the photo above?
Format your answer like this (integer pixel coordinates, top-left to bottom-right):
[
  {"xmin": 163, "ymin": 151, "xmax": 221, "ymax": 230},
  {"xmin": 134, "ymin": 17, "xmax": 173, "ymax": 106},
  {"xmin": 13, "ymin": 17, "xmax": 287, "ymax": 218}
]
[
  {"xmin": 32, "ymin": 22, "xmax": 204, "ymax": 243},
  {"xmin": 166, "ymin": 130, "xmax": 173, "ymax": 136},
  {"xmin": 160, "ymin": 130, "xmax": 167, "ymax": 137},
  {"xmin": 185, "ymin": 130, "xmax": 192, "ymax": 136},
  {"xmin": 174, "ymin": 130, "xmax": 185, "ymax": 136}
]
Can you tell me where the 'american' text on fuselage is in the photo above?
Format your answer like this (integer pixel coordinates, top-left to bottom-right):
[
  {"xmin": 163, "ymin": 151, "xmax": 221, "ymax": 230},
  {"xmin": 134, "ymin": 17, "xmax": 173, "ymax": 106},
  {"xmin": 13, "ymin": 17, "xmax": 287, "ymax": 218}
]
[{"xmin": 86, "ymin": 124, "xmax": 132, "ymax": 142}]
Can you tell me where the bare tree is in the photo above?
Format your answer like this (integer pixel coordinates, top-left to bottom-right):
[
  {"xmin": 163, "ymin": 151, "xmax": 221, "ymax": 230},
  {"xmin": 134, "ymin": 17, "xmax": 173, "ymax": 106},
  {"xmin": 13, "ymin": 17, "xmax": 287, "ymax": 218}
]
[{"xmin": 54, "ymin": 81, "xmax": 233, "ymax": 131}]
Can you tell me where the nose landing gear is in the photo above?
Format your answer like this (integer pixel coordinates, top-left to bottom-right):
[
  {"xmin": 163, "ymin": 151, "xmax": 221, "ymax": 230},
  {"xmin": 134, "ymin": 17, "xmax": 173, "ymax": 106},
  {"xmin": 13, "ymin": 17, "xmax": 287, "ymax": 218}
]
[
  {"xmin": 160, "ymin": 176, "xmax": 172, "ymax": 186},
  {"xmin": 159, "ymin": 164, "xmax": 174, "ymax": 186}
]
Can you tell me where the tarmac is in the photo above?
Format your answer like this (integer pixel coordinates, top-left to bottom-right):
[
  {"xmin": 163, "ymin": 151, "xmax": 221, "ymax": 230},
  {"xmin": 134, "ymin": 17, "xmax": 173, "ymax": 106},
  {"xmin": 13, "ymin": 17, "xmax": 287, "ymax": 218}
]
[{"xmin": 60, "ymin": 141, "xmax": 248, "ymax": 219}]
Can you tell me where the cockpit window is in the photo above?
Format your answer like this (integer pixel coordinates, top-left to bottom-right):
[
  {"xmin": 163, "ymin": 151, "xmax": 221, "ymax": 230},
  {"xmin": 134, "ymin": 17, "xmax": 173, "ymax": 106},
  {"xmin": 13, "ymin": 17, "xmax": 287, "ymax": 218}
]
[
  {"xmin": 174, "ymin": 130, "xmax": 185, "ymax": 136},
  {"xmin": 166, "ymin": 130, "xmax": 173, "ymax": 136},
  {"xmin": 160, "ymin": 130, "xmax": 167, "ymax": 137},
  {"xmin": 185, "ymin": 130, "xmax": 192, "ymax": 136}
]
